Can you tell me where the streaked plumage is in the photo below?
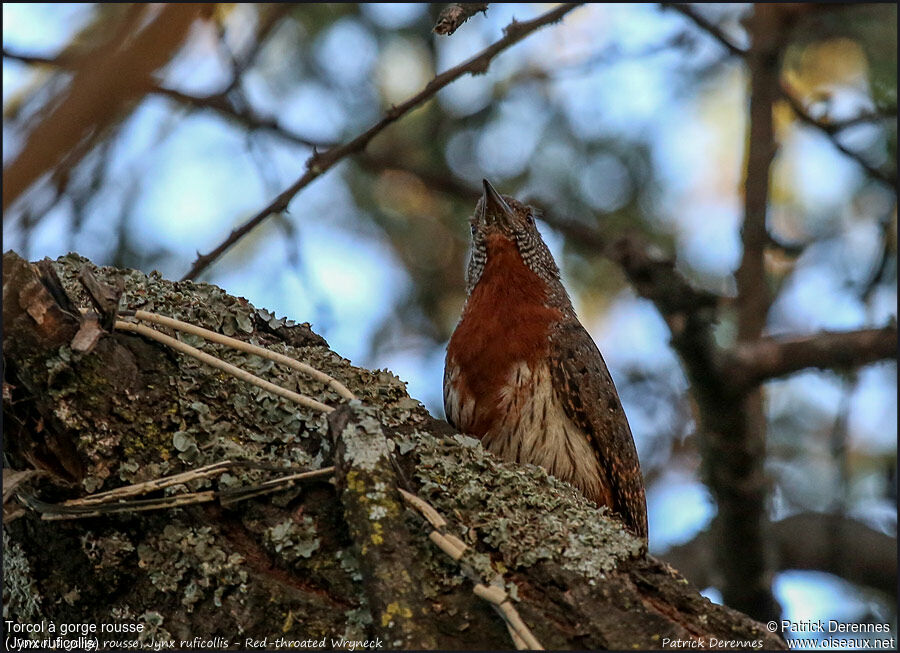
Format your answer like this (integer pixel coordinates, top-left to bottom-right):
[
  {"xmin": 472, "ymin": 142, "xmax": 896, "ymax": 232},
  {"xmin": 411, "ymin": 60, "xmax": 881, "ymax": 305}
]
[{"xmin": 444, "ymin": 180, "xmax": 647, "ymax": 539}]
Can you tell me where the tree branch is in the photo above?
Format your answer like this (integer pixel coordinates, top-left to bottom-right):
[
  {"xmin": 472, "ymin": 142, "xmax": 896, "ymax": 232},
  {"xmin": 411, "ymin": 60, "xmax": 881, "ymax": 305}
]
[
  {"xmin": 724, "ymin": 325, "xmax": 898, "ymax": 392},
  {"xmin": 661, "ymin": 512, "xmax": 897, "ymax": 598},
  {"xmin": 704, "ymin": 4, "xmax": 785, "ymax": 623},
  {"xmin": 180, "ymin": 2, "xmax": 583, "ymax": 281},
  {"xmin": 779, "ymin": 81, "xmax": 896, "ymax": 186},
  {"xmin": 661, "ymin": 3, "xmax": 747, "ymax": 57},
  {"xmin": 433, "ymin": 3, "xmax": 489, "ymax": 36},
  {"xmin": 2, "ymin": 5, "xmax": 214, "ymax": 211},
  {"xmin": 1, "ymin": 48, "xmax": 331, "ymax": 149},
  {"xmin": 151, "ymin": 86, "xmax": 330, "ymax": 148},
  {"xmin": 736, "ymin": 7, "xmax": 780, "ymax": 342},
  {"xmin": 661, "ymin": 3, "xmax": 897, "ymax": 187},
  {"xmin": 2, "ymin": 250, "xmax": 786, "ymax": 650}
]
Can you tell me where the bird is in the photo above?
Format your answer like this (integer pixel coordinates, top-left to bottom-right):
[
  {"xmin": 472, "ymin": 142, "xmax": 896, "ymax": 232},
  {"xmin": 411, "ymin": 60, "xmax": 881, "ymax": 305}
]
[{"xmin": 444, "ymin": 179, "xmax": 648, "ymax": 540}]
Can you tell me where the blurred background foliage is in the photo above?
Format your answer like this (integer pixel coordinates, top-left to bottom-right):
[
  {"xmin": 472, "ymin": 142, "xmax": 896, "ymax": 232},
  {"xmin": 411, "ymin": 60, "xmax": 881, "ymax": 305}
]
[{"xmin": 3, "ymin": 3, "xmax": 896, "ymax": 642}]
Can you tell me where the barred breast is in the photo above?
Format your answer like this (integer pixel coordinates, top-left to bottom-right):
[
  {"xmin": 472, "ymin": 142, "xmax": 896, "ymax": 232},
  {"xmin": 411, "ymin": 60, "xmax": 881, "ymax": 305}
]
[{"xmin": 444, "ymin": 357, "xmax": 611, "ymax": 508}]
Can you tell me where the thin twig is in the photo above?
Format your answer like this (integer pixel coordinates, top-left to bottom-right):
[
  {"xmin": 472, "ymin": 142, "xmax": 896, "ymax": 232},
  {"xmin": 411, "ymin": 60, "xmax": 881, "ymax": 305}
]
[
  {"xmin": 661, "ymin": 3, "xmax": 747, "ymax": 57},
  {"xmin": 218, "ymin": 467, "xmax": 335, "ymax": 504},
  {"xmin": 151, "ymin": 86, "xmax": 330, "ymax": 148},
  {"xmin": 115, "ymin": 320, "xmax": 334, "ymax": 413},
  {"xmin": 780, "ymin": 81, "xmax": 895, "ymax": 186},
  {"xmin": 180, "ymin": 2, "xmax": 583, "ymax": 281},
  {"xmin": 1, "ymin": 47, "xmax": 331, "ymax": 150},
  {"xmin": 25, "ymin": 466, "xmax": 335, "ymax": 520},
  {"xmin": 817, "ymin": 108, "xmax": 898, "ymax": 133},
  {"xmin": 128, "ymin": 309, "xmax": 356, "ymax": 400},
  {"xmin": 64, "ymin": 459, "xmax": 238, "ymax": 506},
  {"xmin": 220, "ymin": 4, "xmax": 296, "ymax": 96},
  {"xmin": 660, "ymin": 4, "xmax": 896, "ymax": 187}
]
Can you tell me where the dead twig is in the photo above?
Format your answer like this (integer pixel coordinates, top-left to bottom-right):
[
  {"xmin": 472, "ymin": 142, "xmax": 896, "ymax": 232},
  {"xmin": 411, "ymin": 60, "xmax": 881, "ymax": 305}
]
[
  {"xmin": 124, "ymin": 309, "xmax": 355, "ymax": 400},
  {"xmin": 398, "ymin": 488, "xmax": 544, "ymax": 650},
  {"xmin": 21, "ymin": 466, "xmax": 335, "ymax": 520},
  {"xmin": 115, "ymin": 320, "xmax": 334, "ymax": 413}
]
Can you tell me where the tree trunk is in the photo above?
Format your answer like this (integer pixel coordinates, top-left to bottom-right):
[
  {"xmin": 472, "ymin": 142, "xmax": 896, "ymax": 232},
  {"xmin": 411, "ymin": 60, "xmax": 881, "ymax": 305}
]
[{"xmin": 2, "ymin": 251, "xmax": 784, "ymax": 650}]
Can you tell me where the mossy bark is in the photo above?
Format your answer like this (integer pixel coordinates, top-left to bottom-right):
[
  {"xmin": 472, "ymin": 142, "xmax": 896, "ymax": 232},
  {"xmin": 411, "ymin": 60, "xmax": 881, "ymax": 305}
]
[{"xmin": 2, "ymin": 251, "xmax": 784, "ymax": 650}]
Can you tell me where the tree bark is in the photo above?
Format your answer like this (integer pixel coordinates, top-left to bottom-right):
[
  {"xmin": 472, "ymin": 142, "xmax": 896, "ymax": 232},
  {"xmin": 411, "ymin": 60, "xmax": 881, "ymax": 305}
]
[{"xmin": 2, "ymin": 251, "xmax": 784, "ymax": 650}]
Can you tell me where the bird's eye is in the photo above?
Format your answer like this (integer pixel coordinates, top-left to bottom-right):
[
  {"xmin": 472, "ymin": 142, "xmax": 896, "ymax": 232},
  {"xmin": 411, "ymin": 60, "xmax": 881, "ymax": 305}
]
[
  {"xmin": 470, "ymin": 223, "xmax": 476, "ymax": 235},
  {"xmin": 526, "ymin": 213, "xmax": 535, "ymax": 225}
]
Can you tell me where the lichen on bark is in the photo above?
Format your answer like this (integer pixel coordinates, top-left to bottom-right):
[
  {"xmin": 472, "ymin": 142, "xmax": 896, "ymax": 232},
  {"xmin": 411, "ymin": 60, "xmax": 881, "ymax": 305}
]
[{"xmin": 2, "ymin": 251, "xmax": 784, "ymax": 650}]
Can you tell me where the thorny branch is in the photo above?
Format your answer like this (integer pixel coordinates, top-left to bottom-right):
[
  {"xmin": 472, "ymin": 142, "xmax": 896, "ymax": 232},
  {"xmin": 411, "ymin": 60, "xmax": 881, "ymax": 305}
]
[{"xmin": 179, "ymin": 2, "xmax": 583, "ymax": 281}]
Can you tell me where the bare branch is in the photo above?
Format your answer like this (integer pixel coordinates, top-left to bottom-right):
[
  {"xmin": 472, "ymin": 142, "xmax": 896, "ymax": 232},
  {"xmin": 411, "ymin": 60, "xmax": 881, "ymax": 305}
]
[
  {"xmin": 181, "ymin": 3, "xmax": 584, "ymax": 281},
  {"xmin": 706, "ymin": 4, "xmax": 787, "ymax": 623},
  {"xmin": 2, "ymin": 48, "xmax": 331, "ymax": 149},
  {"xmin": 824, "ymin": 108, "xmax": 898, "ymax": 132},
  {"xmin": 736, "ymin": 6, "xmax": 780, "ymax": 342},
  {"xmin": 127, "ymin": 309, "xmax": 356, "ymax": 400},
  {"xmin": 115, "ymin": 320, "xmax": 335, "ymax": 414},
  {"xmin": 150, "ymin": 86, "xmax": 330, "ymax": 148},
  {"xmin": 723, "ymin": 325, "xmax": 898, "ymax": 392},
  {"xmin": 661, "ymin": 3, "xmax": 747, "ymax": 57},
  {"xmin": 2, "ymin": 48, "xmax": 69, "ymax": 66},
  {"xmin": 433, "ymin": 3, "xmax": 489, "ymax": 35},
  {"xmin": 780, "ymin": 81, "xmax": 896, "ymax": 186},
  {"xmin": 660, "ymin": 4, "xmax": 897, "ymax": 186},
  {"xmin": 662, "ymin": 512, "xmax": 897, "ymax": 597},
  {"xmin": 219, "ymin": 4, "xmax": 296, "ymax": 96}
]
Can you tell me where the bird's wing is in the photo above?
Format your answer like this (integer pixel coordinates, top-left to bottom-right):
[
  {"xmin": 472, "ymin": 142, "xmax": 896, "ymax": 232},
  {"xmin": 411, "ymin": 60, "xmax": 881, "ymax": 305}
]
[{"xmin": 549, "ymin": 321, "xmax": 648, "ymax": 539}]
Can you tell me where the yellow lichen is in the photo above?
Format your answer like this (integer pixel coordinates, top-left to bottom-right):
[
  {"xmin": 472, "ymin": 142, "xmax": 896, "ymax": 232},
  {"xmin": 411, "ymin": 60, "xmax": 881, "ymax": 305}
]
[
  {"xmin": 380, "ymin": 602, "xmax": 412, "ymax": 627},
  {"xmin": 371, "ymin": 521, "xmax": 384, "ymax": 545}
]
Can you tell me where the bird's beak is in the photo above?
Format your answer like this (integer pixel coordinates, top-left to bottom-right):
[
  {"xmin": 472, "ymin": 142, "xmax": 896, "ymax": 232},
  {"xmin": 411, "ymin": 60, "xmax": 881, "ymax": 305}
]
[{"xmin": 481, "ymin": 179, "xmax": 514, "ymax": 228}]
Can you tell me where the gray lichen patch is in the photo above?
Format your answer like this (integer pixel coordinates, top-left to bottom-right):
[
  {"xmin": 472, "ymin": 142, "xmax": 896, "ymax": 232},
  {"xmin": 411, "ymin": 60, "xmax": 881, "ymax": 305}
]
[
  {"xmin": 2, "ymin": 529, "xmax": 42, "ymax": 621},
  {"xmin": 46, "ymin": 254, "xmax": 425, "ymax": 491},
  {"xmin": 265, "ymin": 516, "xmax": 321, "ymax": 563},
  {"xmin": 338, "ymin": 402, "xmax": 395, "ymax": 472},
  {"xmin": 136, "ymin": 522, "xmax": 248, "ymax": 610},
  {"xmin": 410, "ymin": 427, "xmax": 644, "ymax": 580},
  {"xmin": 81, "ymin": 530, "xmax": 136, "ymax": 569},
  {"xmin": 5, "ymin": 253, "xmax": 661, "ymax": 646}
]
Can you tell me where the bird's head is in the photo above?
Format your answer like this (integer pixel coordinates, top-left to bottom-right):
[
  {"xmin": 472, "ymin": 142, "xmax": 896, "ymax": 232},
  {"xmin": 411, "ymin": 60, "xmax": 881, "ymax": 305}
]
[{"xmin": 466, "ymin": 179, "xmax": 562, "ymax": 294}]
